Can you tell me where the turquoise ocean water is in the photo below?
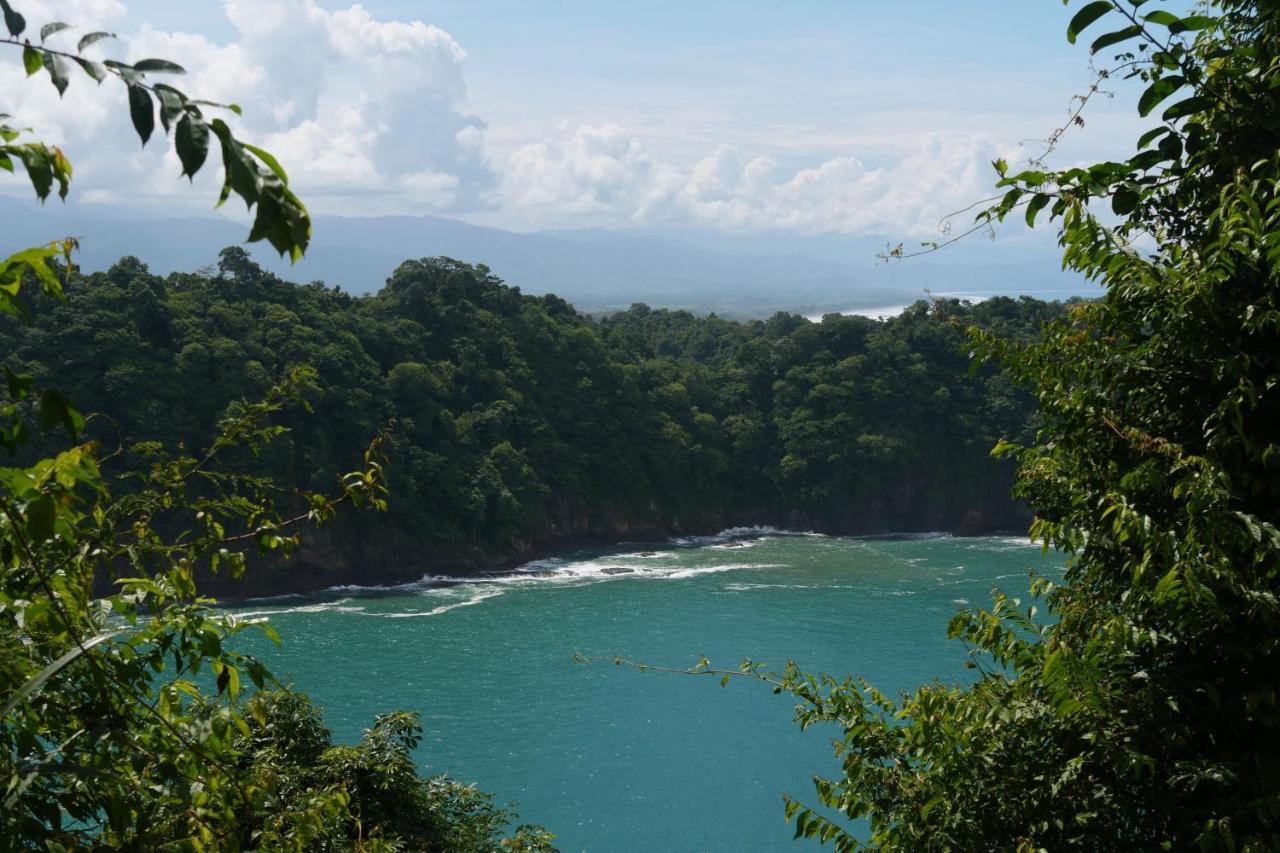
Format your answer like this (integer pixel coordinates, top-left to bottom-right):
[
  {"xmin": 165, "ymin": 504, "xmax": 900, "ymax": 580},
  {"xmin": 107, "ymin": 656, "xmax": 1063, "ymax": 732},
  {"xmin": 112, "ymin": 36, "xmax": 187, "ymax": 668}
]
[{"xmin": 231, "ymin": 530, "xmax": 1063, "ymax": 852}]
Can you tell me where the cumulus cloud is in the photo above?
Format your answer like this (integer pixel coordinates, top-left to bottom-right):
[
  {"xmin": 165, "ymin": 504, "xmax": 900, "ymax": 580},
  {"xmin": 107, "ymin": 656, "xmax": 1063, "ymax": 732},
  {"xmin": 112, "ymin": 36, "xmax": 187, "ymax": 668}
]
[
  {"xmin": 2, "ymin": 1, "xmax": 1021, "ymax": 238},
  {"xmin": 499, "ymin": 124, "xmax": 1015, "ymax": 236},
  {"xmin": 1, "ymin": 0, "xmax": 494, "ymax": 216}
]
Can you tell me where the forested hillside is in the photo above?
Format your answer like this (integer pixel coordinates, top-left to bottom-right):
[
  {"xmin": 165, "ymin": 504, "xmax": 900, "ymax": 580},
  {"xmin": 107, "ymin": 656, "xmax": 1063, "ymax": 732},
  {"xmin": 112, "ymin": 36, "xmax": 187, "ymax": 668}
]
[{"xmin": 0, "ymin": 248, "xmax": 1061, "ymax": 595}]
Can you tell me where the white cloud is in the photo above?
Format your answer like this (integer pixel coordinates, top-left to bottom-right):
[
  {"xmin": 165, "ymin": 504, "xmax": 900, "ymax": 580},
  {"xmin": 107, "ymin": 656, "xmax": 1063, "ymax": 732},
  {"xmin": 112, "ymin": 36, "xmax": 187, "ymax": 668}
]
[
  {"xmin": 2, "ymin": 1, "xmax": 1027, "ymax": 238},
  {"xmin": 0, "ymin": 0, "xmax": 493, "ymax": 217},
  {"xmin": 499, "ymin": 124, "xmax": 1016, "ymax": 237}
]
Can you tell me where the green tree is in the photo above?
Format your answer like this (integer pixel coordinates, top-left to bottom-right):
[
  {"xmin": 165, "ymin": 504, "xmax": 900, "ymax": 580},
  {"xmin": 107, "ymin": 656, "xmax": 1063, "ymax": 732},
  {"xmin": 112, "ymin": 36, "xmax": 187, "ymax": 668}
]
[
  {"xmin": 0, "ymin": 6, "xmax": 554, "ymax": 850},
  {"xmin": 695, "ymin": 1, "xmax": 1280, "ymax": 849}
]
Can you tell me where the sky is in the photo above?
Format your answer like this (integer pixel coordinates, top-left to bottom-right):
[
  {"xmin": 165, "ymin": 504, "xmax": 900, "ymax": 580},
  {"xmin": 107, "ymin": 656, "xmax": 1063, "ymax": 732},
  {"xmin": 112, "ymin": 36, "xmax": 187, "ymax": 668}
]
[{"xmin": 2, "ymin": 0, "xmax": 1152, "ymax": 245}]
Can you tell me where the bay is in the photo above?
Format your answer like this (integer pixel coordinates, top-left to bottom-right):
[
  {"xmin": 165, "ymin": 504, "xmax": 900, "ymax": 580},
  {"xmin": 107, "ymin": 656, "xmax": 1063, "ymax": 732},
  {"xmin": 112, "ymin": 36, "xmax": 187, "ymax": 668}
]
[{"xmin": 231, "ymin": 531, "xmax": 1063, "ymax": 852}]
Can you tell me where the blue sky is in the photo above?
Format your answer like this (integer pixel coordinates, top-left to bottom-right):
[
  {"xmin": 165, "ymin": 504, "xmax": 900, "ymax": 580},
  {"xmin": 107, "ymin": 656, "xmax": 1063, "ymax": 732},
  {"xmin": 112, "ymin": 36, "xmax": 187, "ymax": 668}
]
[{"xmin": 4, "ymin": 1, "xmax": 1154, "ymax": 244}]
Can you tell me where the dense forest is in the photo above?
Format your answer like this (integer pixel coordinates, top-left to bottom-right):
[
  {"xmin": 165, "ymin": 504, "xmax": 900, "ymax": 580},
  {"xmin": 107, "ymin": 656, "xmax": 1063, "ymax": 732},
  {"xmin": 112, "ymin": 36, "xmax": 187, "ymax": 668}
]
[{"xmin": 0, "ymin": 248, "xmax": 1061, "ymax": 595}]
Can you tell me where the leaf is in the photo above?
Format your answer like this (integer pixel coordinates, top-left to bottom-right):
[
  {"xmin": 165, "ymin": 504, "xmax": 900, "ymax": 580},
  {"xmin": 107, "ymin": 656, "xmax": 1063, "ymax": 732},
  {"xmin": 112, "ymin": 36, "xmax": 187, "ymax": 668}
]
[
  {"xmin": 1112, "ymin": 187, "xmax": 1140, "ymax": 216},
  {"xmin": 42, "ymin": 53, "xmax": 70, "ymax": 97},
  {"xmin": 1154, "ymin": 567, "xmax": 1181, "ymax": 601},
  {"xmin": 1, "ymin": 629, "xmax": 126, "ymax": 717},
  {"xmin": 1168, "ymin": 15, "xmax": 1215, "ymax": 33},
  {"xmin": 5, "ymin": 366, "xmax": 33, "ymax": 401},
  {"xmin": 242, "ymin": 142, "xmax": 289, "ymax": 183},
  {"xmin": 1026, "ymin": 193, "xmax": 1051, "ymax": 227},
  {"xmin": 1142, "ymin": 10, "xmax": 1180, "ymax": 27},
  {"xmin": 1091, "ymin": 25, "xmax": 1143, "ymax": 53},
  {"xmin": 37, "ymin": 388, "xmax": 84, "ymax": 438},
  {"xmin": 77, "ymin": 31, "xmax": 115, "ymax": 52},
  {"xmin": 211, "ymin": 118, "xmax": 261, "ymax": 207},
  {"xmin": 22, "ymin": 44, "xmax": 41, "ymax": 76},
  {"xmin": 25, "ymin": 494, "xmax": 56, "ymax": 542},
  {"xmin": 0, "ymin": 0, "xmax": 25, "ymax": 37},
  {"xmin": 1067, "ymin": 1, "xmax": 1114, "ymax": 44},
  {"xmin": 1136, "ymin": 126, "xmax": 1171, "ymax": 149},
  {"xmin": 127, "ymin": 84, "xmax": 154, "ymax": 146},
  {"xmin": 103, "ymin": 59, "xmax": 139, "ymax": 86},
  {"xmin": 14, "ymin": 145, "xmax": 53, "ymax": 200},
  {"xmin": 1138, "ymin": 76, "xmax": 1186, "ymax": 117},
  {"xmin": 132, "ymin": 58, "xmax": 186, "ymax": 74},
  {"xmin": 174, "ymin": 114, "xmax": 209, "ymax": 178},
  {"xmin": 39, "ymin": 21, "xmax": 70, "ymax": 42},
  {"xmin": 73, "ymin": 56, "xmax": 106, "ymax": 83},
  {"xmin": 153, "ymin": 86, "xmax": 185, "ymax": 132},
  {"xmin": 216, "ymin": 665, "xmax": 230, "ymax": 695},
  {"xmin": 1162, "ymin": 95, "xmax": 1213, "ymax": 121}
]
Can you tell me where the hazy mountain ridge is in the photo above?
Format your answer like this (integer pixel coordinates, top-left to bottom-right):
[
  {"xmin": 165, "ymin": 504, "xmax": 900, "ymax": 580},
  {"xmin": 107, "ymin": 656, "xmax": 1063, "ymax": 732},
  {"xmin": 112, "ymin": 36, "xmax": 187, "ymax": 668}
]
[{"xmin": 0, "ymin": 195, "xmax": 1090, "ymax": 317}]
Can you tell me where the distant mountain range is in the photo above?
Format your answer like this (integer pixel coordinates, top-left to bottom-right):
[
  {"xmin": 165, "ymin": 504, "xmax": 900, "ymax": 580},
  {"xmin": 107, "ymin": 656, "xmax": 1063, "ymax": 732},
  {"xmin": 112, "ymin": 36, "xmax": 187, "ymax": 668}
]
[{"xmin": 1, "ymin": 195, "xmax": 1095, "ymax": 317}]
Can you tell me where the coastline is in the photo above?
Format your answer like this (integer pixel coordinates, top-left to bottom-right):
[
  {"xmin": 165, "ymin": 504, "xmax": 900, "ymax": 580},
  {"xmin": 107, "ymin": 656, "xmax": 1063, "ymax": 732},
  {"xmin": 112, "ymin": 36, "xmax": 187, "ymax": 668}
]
[{"xmin": 206, "ymin": 508, "xmax": 1033, "ymax": 603}]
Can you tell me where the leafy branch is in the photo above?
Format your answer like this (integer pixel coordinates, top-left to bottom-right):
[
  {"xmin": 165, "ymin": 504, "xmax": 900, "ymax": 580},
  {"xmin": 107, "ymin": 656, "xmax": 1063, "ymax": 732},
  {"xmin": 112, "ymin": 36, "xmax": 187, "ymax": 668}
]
[{"xmin": 0, "ymin": 5, "xmax": 310, "ymax": 260}]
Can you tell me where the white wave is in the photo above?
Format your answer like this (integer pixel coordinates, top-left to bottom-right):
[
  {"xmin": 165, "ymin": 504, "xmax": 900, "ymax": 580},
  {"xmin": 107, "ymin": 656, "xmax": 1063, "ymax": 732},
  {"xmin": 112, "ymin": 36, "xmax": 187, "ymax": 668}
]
[
  {"xmin": 663, "ymin": 562, "xmax": 787, "ymax": 580},
  {"xmin": 668, "ymin": 525, "xmax": 823, "ymax": 547},
  {"xmin": 227, "ymin": 530, "xmax": 816, "ymax": 619},
  {"xmin": 862, "ymin": 531, "xmax": 953, "ymax": 541},
  {"xmin": 369, "ymin": 588, "xmax": 505, "ymax": 618},
  {"xmin": 235, "ymin": 598, "xmax": 366, "ymax": 619},
  {"xmin": 511, "ymin": 556, "xmax": 568, "ymax": 573},
  {"xmin": 989, "ymin": 535, "xmax": 1038, "ymax": 546},
  {"xmin": 721, "ymin": 581, "xmax": 817, "ymax": 591},
  {"xmin": 711, "ymin": 539, "xmax": 759, "ymax": 551}
]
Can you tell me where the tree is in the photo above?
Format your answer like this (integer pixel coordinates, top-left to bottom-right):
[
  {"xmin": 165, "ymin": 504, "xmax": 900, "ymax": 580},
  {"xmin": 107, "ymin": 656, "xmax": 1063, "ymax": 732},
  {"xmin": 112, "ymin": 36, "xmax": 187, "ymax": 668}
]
[
  {"xmin": 644, "ymin": 2, "xmax": 1279, "ymax": 849},
  {"xmin": 0, "ymin": 5, "xmax": 554, "ymax": 849}
]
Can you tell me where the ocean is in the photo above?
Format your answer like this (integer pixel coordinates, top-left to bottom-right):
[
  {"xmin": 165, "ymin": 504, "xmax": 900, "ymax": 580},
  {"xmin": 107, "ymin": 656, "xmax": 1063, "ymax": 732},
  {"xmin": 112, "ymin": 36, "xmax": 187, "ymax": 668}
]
[{"xmin": 230, "ymin": 529, "xmax": 1063, "ymax": 852}]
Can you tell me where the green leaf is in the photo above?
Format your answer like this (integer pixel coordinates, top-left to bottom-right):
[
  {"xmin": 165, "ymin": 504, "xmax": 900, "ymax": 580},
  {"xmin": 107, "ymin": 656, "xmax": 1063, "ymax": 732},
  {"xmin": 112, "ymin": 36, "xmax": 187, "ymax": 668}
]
[
  {"xmin": 1137, "ymin": 76, "xmax": 1186, "ymax": 118},
  {"xmin": 1168, "ymin": 15, "xmax": 1215, "ymax": 33},
  {"xmin": 1026, "ymin": 193, "xmax": 1051, "ymax": 227},
  {"xmin": 22, "ymin": 44, "xmax": 41, "ymax": 76},
  {"xmin": 103, "ymin": 59, "xmax": 140, "ymax": 86},
  {"xmin": 127, "ymin": 84, "xmax": 154, "ymax": 146},
  {"xmin": 73, "ymin": 56, "xmax": 107, "ymax": 83},
  {"xmin": 39, "ymin": 21, "xmax": 70, "ymax": 42},
  {"xmin": 1142, "ymin": 10, "xmax": 1180, "ymax": 27},
  {"xmin": 211, "ymin": 118, "xmax": 261, "ymax": 207},
  {"xmin": 0, "ymin": 0, "xmax": 25, "ymax": 37},
  {"xmin": 242, "ymin": 142, "xmax": 289, "ymax": 184},
  {"xmin": 153, "ymin": 86, "xmax": 185, "ymax": 132},
  {"xmin": 42, "ymin": 53, "xmax": 70, "ymax": 97},
  {"xmin": 37, "ymin": 388, "xmax": 84, "ymax": 438},
  {"xmin": 1136, "ymin": 126, "xmax": 1170, "ymax": 149},
  {"xmin": 25, "ymin": 494, "xmax": 56, "ymax": 542},
  {"xmin": 1090, "ymin": 25, "xmax": 1143, "ymax": 54},
  {"xmin": 174, "ymin": 114, "xmax": 209, "ymax": 178},
  {"xmin": 1112, "ymin": 187, "xmax": 1140, "ymax": 215},
  {"xmin": 14, "ymin": 145, "xmax": 53, "ymax": 200},
  {"xmin": 1067, "ymin": 1, "xmax": 1114, "ymax": 44},
  {"xmin": 1161, "ymin": 95, "xmax": 1213, "ymax": 121},
  {"xmin": 77, "ymin": 31, "xmax": 115, "ymax": 52},
  {"xmin": 4, "ymin": 366, "xmax": 33, "ymax": 401},
  {"xmin": 132, "ymin": 58, "xmax": 186, "ymax": 74},
  {"xmin": 1, "ymin": 629, "xmax": 125, "ymax": 717}
]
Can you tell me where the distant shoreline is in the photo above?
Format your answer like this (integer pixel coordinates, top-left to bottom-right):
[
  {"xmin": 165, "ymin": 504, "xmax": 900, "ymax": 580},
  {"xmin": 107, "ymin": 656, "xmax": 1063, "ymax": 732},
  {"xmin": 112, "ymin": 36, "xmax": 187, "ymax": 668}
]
[{"xmin": 211, "ymin": 516, "xmax": 1032, "ymax": 604}]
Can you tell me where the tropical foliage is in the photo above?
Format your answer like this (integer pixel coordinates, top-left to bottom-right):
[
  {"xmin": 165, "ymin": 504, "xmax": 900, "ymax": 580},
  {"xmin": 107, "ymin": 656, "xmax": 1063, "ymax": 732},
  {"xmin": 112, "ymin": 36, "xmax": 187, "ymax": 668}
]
[
  {"xmin": 0, "ymin": 248, "xmax": 1060, "ymax": 595},
  {"xmin": 0, "ymin": 5, "xmax": 552, "ymax": 850},
  {"xmin": 725, "ymin": 1, "xmax": 1280, "ymax": 849}
]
